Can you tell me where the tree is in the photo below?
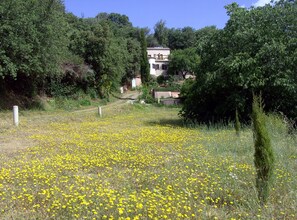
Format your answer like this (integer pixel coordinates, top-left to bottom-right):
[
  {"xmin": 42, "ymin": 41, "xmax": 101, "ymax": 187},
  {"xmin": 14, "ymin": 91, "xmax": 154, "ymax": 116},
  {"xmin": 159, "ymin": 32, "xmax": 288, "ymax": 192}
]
[
  {"xmin": 122, "ymin": 38, "xmax": 141, "ymax": 84},
  {"xmin": 0, "ymin": 0, "xmax": 69, "ymax": 96},
  {"xmin": 167, "ymin": 27, "xmax": 197, "ymax": 50},
  {"xmin": 252, "ymin": 95, "xmax": 274, "ymax": 204},
  {"xmin": 96, "ymin": 13, "xmax": 132, "ymax": 27},
  {"xmin": 140, "ymin": 29, "xmax": 150, "ymax": 84},
  {"xmin": 235, "ymin": 108, "xmax": 241, "ymax": 136},
  {"xmin": 66, "ymin": 12, "xmax": 143, "ymax": 99},
  {"xmin": 168, "ymin": 48, "xmax": 200, "ymax": 79},
  {"xmin": 181, "ymin": 0, "xmax": 297, "ymax": 123},
  {"xmin": 195, "ymin": 26, "xmax": 218, "ymax": 54},
  {"xmin": 146, "ymin": 34, "xmax": 159, "ymax": 47},
  {"xmin": 154, "ymin": 20, "xmax": 168, "ymax": 47}
]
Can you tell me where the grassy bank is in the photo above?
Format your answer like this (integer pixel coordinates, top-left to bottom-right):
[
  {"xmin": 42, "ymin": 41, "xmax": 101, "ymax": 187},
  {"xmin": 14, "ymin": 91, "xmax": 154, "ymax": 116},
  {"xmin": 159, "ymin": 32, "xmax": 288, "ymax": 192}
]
[{"xmin": 0, "ymin": 105, "xmax": 296, "ymax": 219}]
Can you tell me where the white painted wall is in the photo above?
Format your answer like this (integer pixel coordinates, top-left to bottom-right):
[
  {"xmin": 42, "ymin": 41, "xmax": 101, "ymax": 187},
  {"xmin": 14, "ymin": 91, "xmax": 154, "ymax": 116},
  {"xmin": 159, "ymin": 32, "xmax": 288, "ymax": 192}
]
[
  {"xmin": 147, "ymin": 48, "xmax": 170, "ymax": 77},
  {"xmin": 149, "ymin": 58, "xmax": 156, "ymax": 76},
  {"xmin": 147, "ymin": 48, "xmax": 170, "ymax": 60}
]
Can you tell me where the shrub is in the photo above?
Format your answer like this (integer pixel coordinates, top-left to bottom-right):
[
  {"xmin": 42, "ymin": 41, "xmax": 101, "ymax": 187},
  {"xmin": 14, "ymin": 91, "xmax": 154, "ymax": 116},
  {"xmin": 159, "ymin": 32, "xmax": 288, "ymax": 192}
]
[
  {"xmin": 235, "ymin": 108, "xmax": 241, "ymax": 136},
  {"xmin": 252, "ymin": 95, "xmax": 275, "ymax": 205}
]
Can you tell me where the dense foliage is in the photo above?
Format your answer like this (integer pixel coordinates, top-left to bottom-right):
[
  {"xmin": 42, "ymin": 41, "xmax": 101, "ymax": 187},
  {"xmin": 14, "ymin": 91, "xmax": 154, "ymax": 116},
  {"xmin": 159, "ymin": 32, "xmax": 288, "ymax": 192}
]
[
  {"xmin": 1, "ymin": 0, "xmax": 296, "ymax": 121},
  {"xmin": 140, "ymin": 29, "xmax": 150, "ymax": 84},
  {"xmin": 0, "ymin": 2, "xmax": 143, "ymax": 107},
  {"xmin": 168, "ymin": 48, "xmax": 200, "ymax": 79},
  {"xmin": 181, "ymin": 0, "xmax": 297, "ymax": 123},
  {"xmin": 0, "ymin": 0, "xmax": 69, "ymax": 97}
]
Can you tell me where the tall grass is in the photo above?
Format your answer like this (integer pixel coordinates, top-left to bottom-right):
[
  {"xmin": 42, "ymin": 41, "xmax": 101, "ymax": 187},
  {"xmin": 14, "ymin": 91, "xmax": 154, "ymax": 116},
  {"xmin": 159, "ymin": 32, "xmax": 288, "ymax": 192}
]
[{"xmin": 0, "ymin": 105, "xmax": 296, "ymax": 219}]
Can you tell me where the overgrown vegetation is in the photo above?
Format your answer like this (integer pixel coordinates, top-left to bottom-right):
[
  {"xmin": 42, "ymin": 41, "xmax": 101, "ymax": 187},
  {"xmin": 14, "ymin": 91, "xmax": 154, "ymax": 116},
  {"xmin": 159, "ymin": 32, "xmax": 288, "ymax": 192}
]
[
  {"xmin": 0, "ymin": 106, "xmax": 295, "ymax": 219},
  {"xmin": 181, "ymin": 0, "xmax": 297, "ymax": 123},
  {"xmin": 0, "ymin": 2, "xmax": 143, "ymax": 109},
  {"xmin": 2, "ymin": 0, "xmax": 296, "ymax": 124}
]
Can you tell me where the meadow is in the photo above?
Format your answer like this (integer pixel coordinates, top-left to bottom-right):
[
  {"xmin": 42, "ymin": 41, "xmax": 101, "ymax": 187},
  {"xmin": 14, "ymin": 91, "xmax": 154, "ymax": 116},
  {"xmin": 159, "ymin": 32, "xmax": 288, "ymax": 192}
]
[{"xmin": 0, "ymin": 104, "xmax": 296, "ymax": 219}]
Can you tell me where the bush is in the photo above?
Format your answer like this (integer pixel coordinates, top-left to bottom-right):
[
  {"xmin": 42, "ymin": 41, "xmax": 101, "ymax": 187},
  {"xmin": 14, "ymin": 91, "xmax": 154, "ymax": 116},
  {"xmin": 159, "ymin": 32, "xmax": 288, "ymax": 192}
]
[
  {"xmin": 156, "ymin": 75, "xmax": 167, "ymax": 85},
  {"xmin": 139, "ymin": 86, "xmax": 155, "ymax": 104},
  {"xmin": 252, "ymin": 95, "xmax": 274, "ymax": 205},
  {"xmin": 235, "ymin": 108, "xmax": 241, "ymax": 136}
]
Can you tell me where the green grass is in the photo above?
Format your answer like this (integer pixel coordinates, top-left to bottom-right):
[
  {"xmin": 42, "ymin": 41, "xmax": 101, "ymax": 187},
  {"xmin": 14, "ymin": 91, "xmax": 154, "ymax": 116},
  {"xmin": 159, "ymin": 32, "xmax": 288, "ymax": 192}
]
[{"xmin": 0, "ymin": 104, "xmax": 296, "ymax": 219}]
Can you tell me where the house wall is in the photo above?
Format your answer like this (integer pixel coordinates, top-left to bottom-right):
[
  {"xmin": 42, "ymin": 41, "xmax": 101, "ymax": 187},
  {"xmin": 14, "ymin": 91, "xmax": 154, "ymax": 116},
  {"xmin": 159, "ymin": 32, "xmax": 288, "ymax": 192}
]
[
  {"xmin": 135, "ymin": 76, "xmax": 142, "ymax": 87},
  {"xmin": 149, "ymin": 58, "xmax": 156, "ymax": 75},
  {"xmin": 147, "ymin": 48, "xmax": 170, "ymax": 60},
  {"xmin": 154, "ymin": 91, "xmax": 180, "ymax": 99},
  {"xmin": 147, "ymin": 47, "xmax": 170, "ymax": 77},
  {"xmin": 154, "ymin": 91, "xmax": 172, "ymax": 99},
  {"xmin": 171, "ymin": 91, "xmax": 180, "ymax": 98},
  {"xmin": 131, "ymin": 76, "xmax": 142, "ymax": 88}
]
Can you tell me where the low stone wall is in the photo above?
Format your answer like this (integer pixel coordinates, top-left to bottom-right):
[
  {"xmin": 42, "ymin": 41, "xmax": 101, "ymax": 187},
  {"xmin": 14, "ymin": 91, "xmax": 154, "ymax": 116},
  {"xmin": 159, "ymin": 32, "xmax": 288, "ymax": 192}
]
[
  {"xmin": 161, "ymin": 98, "xmax": 181, "ymax": 106},
  {"xmin": 154, "ymin": 91, "xmax": 180, "ymax": 99}
]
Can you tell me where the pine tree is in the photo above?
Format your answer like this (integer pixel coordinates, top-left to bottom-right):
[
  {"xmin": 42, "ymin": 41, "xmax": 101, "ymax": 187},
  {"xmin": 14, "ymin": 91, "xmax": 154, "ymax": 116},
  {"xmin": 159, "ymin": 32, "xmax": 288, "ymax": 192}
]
[{"xmin": 252, "ymin": 95, "xmax": 275, "ymax": 204}]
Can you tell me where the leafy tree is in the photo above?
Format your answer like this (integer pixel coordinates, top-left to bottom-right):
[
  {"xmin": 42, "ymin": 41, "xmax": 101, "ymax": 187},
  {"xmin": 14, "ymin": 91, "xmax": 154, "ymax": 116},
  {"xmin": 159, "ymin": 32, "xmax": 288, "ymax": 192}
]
[
  {"xmin": 0, "ymin": 0, "xmax": 69, "ymax": 96},
  {"xmin": 168, "ymin": 48, "xmax": 200, "ymax": 79},
  {"xmin": 66, "ymin": 12, "xmax": 142, "ymax": 99},
  {"xmin": 140, "ymin": 29, "xmax": 150, "ymax": 84},
  {"xmin": 96, "ymin": 13, "xmax": 132, "ymax": 27},
  {"xmin": 195, "ymin": 26, "xmax": 219, "ymax": 54},
  {"xmin": 181, "ymin": 0, "xmax": 297, "ymax": 123},
  {"xmin": 154, "ymin": 20, "xmax": 168, "ymax": 47},
  {"xmin": 168, "ymin": 27, "xmax": 197, "ymax": 50},
  {"xmin": 147, "ymin": 34, "xmax": 159, "ymax": 47},
  {"xmin": 123, "ymin": 38, "xmax": 141, "ymax": 84}
]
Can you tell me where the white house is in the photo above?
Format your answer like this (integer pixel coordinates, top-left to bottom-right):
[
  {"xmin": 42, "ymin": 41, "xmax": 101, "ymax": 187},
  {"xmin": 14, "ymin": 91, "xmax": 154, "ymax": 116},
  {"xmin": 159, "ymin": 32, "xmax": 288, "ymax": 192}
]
[{"xmin": 147, "ymin": 47, "xmax": 170, "ymax": 77}]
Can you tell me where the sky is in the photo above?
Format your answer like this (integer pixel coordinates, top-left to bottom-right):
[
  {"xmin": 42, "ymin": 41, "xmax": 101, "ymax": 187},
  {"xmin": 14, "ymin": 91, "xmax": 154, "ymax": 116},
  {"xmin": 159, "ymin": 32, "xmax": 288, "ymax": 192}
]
[{"xmin": 64, "ymin": 0, "xmax": 274, "ymax": 30}]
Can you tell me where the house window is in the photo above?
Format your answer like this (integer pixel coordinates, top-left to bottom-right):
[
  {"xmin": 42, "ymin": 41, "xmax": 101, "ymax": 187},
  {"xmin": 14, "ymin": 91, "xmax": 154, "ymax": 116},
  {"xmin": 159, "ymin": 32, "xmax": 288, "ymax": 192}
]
[
  {"xmin": 153, "ymin": 64, "xmax": 159, "ymax": 70},
  {"xmin": 162, "ymin": 64, "xmax": 168, "ymax": 70}
]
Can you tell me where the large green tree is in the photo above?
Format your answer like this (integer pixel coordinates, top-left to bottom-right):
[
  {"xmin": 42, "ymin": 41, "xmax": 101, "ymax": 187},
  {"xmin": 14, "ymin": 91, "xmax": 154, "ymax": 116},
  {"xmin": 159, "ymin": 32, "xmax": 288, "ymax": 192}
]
[
  {"xmin": 67, "ymin": 13, "xmax": 142, "ymax": 98},
  {"xmin": 181, "ymin": 0, "xmax": 297, "ymax": 123},
  {"xmin": 0, "ymin": 0, "xmax": 69, "ymax": 96},
  {"xmin": 168, "ymin": 27, "xmax": 197, "ymax": 50},
  {"xmin": 154, "ymin": 20, "xmax": 169, "ymax": 47},
  {"xmin": 168, "ymin": 48, "xmax": 200, "ymax": 79}
]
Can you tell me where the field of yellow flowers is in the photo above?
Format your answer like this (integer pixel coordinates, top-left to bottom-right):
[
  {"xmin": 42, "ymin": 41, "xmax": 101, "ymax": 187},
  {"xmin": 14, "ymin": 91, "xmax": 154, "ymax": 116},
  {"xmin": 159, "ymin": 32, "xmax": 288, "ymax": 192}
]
[{"xmin": 0, "ymin": 104, "xmax": 296, "ymax": 219}]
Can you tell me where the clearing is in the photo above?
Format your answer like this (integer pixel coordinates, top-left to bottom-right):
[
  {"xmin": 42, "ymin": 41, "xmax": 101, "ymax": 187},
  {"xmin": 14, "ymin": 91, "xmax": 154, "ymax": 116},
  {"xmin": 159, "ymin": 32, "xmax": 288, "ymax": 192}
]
[{"xmin": 0, "ymin": 101, "xmax": 296, "ymax": 219}]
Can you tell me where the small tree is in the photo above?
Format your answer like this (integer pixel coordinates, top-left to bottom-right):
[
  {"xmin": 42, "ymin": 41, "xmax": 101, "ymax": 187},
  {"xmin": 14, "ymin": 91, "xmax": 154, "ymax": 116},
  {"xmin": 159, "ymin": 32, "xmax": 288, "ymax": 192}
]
[
  {"xmin": 252, "ymin": 95, "xmax": 274, "ymax": 204},
  {"xmin": 235, "ymin": 108, "xmax": 241, "ymax": 136}
]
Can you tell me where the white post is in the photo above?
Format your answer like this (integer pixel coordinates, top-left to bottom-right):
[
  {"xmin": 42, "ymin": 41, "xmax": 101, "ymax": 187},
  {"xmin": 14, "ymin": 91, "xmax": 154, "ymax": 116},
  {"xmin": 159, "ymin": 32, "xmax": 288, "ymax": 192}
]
[
  {"xmin": 98, "ymin": 106, "xmax": 102, "ymax": 117},
  {"xmin": 13, "ymin": 105, "xmax": 19, "ymax": 126}
]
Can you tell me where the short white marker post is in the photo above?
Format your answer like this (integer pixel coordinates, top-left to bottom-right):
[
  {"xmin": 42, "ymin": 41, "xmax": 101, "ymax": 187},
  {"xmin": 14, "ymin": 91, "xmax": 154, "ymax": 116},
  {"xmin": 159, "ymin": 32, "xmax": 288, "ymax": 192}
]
[
  {"xmin": 98, "ymin": 106, "xmax": 102, "ymax": 117},
  {"xmin": 13, "ymin": 105, "xmax": 19, "ymax": 126}
]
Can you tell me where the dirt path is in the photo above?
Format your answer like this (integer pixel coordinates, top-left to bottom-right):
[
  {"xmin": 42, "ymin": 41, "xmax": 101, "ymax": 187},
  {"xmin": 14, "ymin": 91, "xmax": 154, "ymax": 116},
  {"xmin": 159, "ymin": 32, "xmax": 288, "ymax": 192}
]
[
  {"xmin": 71, "ymin": 90, "xmax": 140, "ymax": 113},
  {"xmin": 0, "ymin": 90, "xmax": 140, "ymax": 155}
]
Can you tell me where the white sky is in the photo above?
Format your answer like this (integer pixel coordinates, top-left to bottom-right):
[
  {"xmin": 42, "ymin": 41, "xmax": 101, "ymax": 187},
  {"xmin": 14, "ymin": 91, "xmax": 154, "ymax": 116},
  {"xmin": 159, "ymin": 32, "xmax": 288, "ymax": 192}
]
[{"xmin": 253, "ymin": 0, "xmax": 278, "ymax": 7}]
